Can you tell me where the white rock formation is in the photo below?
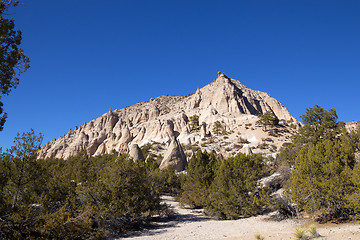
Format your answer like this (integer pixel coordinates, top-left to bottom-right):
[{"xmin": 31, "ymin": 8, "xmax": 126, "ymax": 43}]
[
  {"xmin": 242, "ymin": 145, "xmax": 253, "ymax": 155},
  {"xmin": 159, "ymin": 137, "xmax": 187, "ymax": 172},
  {"xmin": 37, "ymin": 73, "xmax": 298, "ymax": 160},
  {"xmin": 346, "ymin": 121, "xmax": 359, "ymax": 132},
  {"xmin": 129, "ymin": 144, "xmax": 145, "ymax": 162}
]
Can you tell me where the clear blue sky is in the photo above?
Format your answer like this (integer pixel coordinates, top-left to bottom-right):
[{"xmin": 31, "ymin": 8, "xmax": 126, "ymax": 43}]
[{"xmin": 1, "ymin": 0, "xmax": 360, "ymax": 150}]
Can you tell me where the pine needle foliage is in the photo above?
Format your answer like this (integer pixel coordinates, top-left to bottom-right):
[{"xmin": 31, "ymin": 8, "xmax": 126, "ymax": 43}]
[
  {"xmin": 288, "ymin": 139, "xmax": 355, "ymax": 221},
  {"xmin": 0, "ymin": 131, "xmax": 165, "ymax": 239},
  {"xmin": 189, "ymin": 114, "xmax": 200, "ymax": 131},
  {"xmin": 206, "ymin": 153, "xmax": 269, "ymax": 219},
  {"xmin": 0, "ymin": 0, "xmax": 30, "ymax": 130},
  {"xmin": 283, "ymin": 105, "xmax": 360, "ymax": 221},
  {"xmin": 212, "ymin": 121, "xmax": 223, "ymax": 135},
  {"xmin": 180, "ymin": 150, "xmax": 218, "ymax": 208},
  {"xmin": 256, "ymin": 111, "xmax": 279, "ymax": 131}
]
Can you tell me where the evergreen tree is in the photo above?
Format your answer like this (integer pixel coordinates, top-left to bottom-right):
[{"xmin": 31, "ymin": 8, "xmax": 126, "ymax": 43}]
[
  {"xmin": 256, "ymin": 111, "xmax": 279, "ymax": 131},
  {"xmin": 288, "ymin": 139, "xmax": 355, "ymax": 221},
  {"xmin": 0, "ymin": 129, "xmax": 44, "ymax": 239},
  {"xmin": 212, "ymin": 121, "xmax": 223, "ymax": 135},
  {"xmin": 340, "ymin": 123, "xmax": 360, "ymax": 157},
  {"xmin": 347, "ymin": 161, "xmax": 360, "ymax": 219},
  {"xmin": 0, "ymin": 1, "xmax": 30, "ymax": 130},
  {"xmin": 180, "ymin": 150, "xmax": 218, "ymax": 208},
  {"xmin": 279, "ymin": 105, "xmax": 344, "ymax": 168},
  {"xmin": 153, "ymin": 165, "xmax": 182, "ymax": 195},
  {"xmin": 206, "ymin": 153, "xmax": 268, "ymax": 219},
  {"xmin": 293, "ymin": 105, "xmax": 344, "ymax": 145},
  {"xmin": 189, "ymin": 114, "xmax": 200, "ymax": 131},
  {"xmin": 92, "ymin": 156, "xmax": 162, "ymax": 230},
  {"xmin": 0, "ymin": 131, "xmax": 167, "ymax": 239}
]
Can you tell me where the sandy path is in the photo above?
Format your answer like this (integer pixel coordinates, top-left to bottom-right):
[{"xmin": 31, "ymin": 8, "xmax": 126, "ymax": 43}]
[{"xmin": 120, "ymin": 196, "xmax": 360, "ymax": 240}]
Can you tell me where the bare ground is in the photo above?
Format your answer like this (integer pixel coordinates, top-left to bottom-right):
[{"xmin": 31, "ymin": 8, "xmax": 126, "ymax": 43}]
[{"xmin": 119, "ymin": 196, "xmax": 360, "ymax": 240}]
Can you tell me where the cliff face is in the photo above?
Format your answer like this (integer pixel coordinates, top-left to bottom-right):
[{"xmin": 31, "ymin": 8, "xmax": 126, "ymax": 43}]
[{"xmin": 38, "ymin": 73, "xmax": 297, "ymax": 159}]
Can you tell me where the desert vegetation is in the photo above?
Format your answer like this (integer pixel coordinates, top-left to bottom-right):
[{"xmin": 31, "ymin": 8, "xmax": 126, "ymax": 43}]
[
  {"xmin": 0, "ymin": 0, "xmax": 358, "ymax": 239},
  {"xmin": 180, "ymin": 105, "xmax": 360, "ymax": 223},
  {"xmin": 256, "ymin": 110, "xmax": 279, "ymax": 131},
  {"xmin": 180, "ymin": 150, "xmax": 271, "ymax": 219},
  {"xmin": 189, "ymin": 114, "xmax": 200, "ymax": 131},
  {"xmin": 212, "ymin": 120, "xmax": 224, "ymax": 135},
  {"xmin": 0, "ymin": 105, "xmax": 359, "ymax": 239},
  {"xmin": 0, "ymin": 130, "xmax": 179, "ymax": 239},
  {"xmin": 280, "ymin": 105, "xmax": 360, "ymax": 222}
]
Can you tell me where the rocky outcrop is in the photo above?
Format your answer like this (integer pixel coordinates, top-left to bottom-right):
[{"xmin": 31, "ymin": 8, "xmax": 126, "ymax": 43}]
[
  {"xmin": 242, "ymin": 145, "xmax": 253, "ymax": 155},
  {"xmin": 159, "ymin": 137, "xmax": 187, "ymax": 172},
  {"xmin": 346, "ymin": 121, "xmax": 359, "ymax": 132},
  {"xmin": 189, "ymin": 73, "xmax": 294, "ymax": 121},
  {"xmin": 37, "ymin": 73, "xmax": 298, "ymax": 160}
]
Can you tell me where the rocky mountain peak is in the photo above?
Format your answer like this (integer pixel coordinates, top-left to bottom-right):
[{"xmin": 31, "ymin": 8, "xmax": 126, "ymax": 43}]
[
  {"xmin": 37, "ymin": 73, "xmax": 298, "ymax": 162},
  {"xmin": 187, "ymin": 72, "xmax": 294, "ymax": 121}
]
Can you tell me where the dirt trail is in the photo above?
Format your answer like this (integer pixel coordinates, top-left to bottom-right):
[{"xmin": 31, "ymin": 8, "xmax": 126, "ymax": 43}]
[{"xmin": 120, "ymin": 196, "xmax": 360, "ymax": 240}]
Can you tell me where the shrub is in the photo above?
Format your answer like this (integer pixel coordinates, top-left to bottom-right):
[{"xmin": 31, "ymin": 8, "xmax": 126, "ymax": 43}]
[
  {"xmin": 191, "ymin": 145, "xmax": 201, "ymax": 152},
  {"xmin": 308, "ymin": 224, "xmax": 318, "ymax": 237},
  {"xmin": 213, "ymin": 121, "xmax": 223, "ymax": 135},
  {"xmin": 254, "ymin": 233, "xmax": 265, "ymax": 240},
  {"xmin": 346, "ymin": 161, "xmax": 360, "ymax": 220},
  {"xmin": 190, "ymin": 115, "xmax": 200, "ymax": 131},
  {"xmin": 0, "ymin": 131, "xmax": 166, "ymax": 239},
  {"xmin": 294, "ymin": 227, "xmax": 306, "ymax": 239},
  {"xmin": 269, "ymin": 144, "xmax": 277, "ymax": 152},
  {"xmin": 258, "ymin": 143, "xmax": 268, "ymax": 149},
  {"xmin": 268, "ymin": 129, "xmax": 279, "ymax": 137},
  {"xmin": 238, "ymin": 137, "xmax": 249, "ymax": 144},
  {"xmin": 206, "ymin": 153, "xmax": 269, "ymax": 219},
  {"xmin": 288, "ymin": 140, "xmax": 355, "ymax": 221},
  {"xmin": 233, "ymin": 143, "xmax": 243, "ymax": 149},
  {"xmin": 141, "ymin": 143, "xmax": 152, "ymax": 158},
  {"xmin": 180, "ymin": 151, "xmax": 218, "ymax": 208},
  {"xmin": 153, "ymin": 165, "xmax": 183, "ymax": 195},
  {"xmin": 272, "ymin": 195, "xmax": 299, "ymax": 220},
  {"xmin": 256, "ymin": 111, "xmax": 279, "ymax": 131},
  {"xmin": 279, "ymin": 106, "xmax": 360, "ymax": 222},
  {"xmin": 263, "ymin": 137, "xmax": 274, "ymax": 142}
]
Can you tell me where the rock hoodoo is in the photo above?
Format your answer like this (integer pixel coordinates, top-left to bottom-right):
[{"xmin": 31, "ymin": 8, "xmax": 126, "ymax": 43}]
[
  {"xmin": 129, "ymin": 144, "xmax": 145, "ymax": 162},
  {"xmin": 159, "ymin": 137, "xmax": 187, "ymax": 172}
]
